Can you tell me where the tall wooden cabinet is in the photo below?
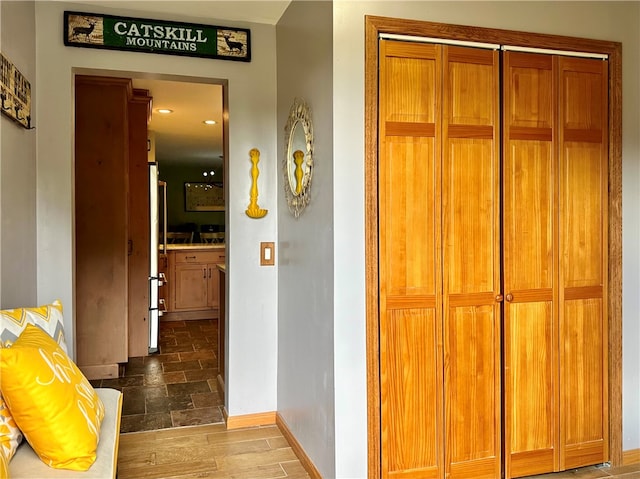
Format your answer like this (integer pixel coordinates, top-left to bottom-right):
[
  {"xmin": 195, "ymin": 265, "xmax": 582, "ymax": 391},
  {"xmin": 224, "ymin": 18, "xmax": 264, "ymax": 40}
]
[
  {"xmin": 378, "ymin": 40, "xmax": 608, "ymax": 479},
  {"xmin": 75, "ymin": 76, "xmax": 151, "ymax": 379},
  {"xmin": 127, "ymin": 89, "xmax": 152, "ymax": 358}
]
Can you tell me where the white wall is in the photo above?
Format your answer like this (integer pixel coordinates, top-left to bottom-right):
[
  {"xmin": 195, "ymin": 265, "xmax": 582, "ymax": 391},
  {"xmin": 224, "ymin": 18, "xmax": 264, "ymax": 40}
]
[
  {"xmin": 34, "ymin": 1, "xmax": 278, "ymax": 417},
  {"xmin": 276, "ymin": 1, "xmax": 334, "ymax": 477},
  {"xmin": 622, "ymin": 0, "xmax": 640, "ymax": 455},
  {"xmin": 333, "ymin": 1, "xmax": 640, "ymax": 476},
  {"xmin": 0, "ymin": 1, "xmax": 4, "ymax": 305},
  {"xmin": 0, "ymin": 1, "xmax": 37, "ymax": 309}
]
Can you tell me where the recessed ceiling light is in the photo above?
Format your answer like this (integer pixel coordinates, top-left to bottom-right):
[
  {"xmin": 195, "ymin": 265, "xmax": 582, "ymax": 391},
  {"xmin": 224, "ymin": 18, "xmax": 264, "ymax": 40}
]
[
  {"xmin": 203, "ymin": 120, "xmax": 217, "ymax": 125},
  {"xmin": 157, "ymin": 108, "xmax": 173, "ymax": 114}
]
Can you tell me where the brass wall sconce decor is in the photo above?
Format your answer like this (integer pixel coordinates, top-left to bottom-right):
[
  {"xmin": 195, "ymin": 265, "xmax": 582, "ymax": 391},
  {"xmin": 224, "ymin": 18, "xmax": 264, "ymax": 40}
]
[
  {"xmin": 246, "ymin": 148, "xmax": 268, "ymax": 219},
  {"xmin": 283, "ymin": 97, "xmax": 313, "ymax": 218}
]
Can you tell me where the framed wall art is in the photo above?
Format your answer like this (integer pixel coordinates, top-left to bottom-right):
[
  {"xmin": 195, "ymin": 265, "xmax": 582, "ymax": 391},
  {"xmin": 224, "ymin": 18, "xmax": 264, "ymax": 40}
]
[
  {"xmin": 185, "ymin": 182, "xmax": 224, "ymax": 212},
  {"xmin": 0, "ymin": 52, "xmax": 32, "ymax": 129}
]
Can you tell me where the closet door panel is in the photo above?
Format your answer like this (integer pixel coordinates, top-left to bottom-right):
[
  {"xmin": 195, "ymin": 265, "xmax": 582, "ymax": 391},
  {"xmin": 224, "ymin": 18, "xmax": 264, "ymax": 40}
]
[
  {"xmin": 380, "ymin": 308, "xmax": 440, "ymax": 478},
  {"xmin": 558, "ymin": 56, "xmax": 608, "ymax": 470},
  {"xmin": 506, "ymin": 302, "xmax": 555, "ymax": 454},
  {"xmin": 504, "ymin": 142, "xmax": 554, "ymax": 291},
  {"xmin": 384, "ymin": 138, "xmax": 437, "ymax": 297},
  {"xmin": 383, "ymin": 41, "xmax": 439, "ymax": 125},
  {"xmin": 442, "ymin": 46, "xmax": 501, "ymax": 479},
  {"xmin": 562, "ymin": 144, "xmax": 604, "ymax": 288},
  {"xmin": 561, "ymin": 298, "xmax": 605, "ymax": 468},
  {"xmin": 444, "ymin": 140, "xmax": 495, "ymax": 292},
  {"xmin": 379, "ymin": 40, "xmax": 443, "ymax": 479},
  {"xmin": 503, "ymin": 52, "xmax": 558, "ymax": 477},
  {"xmin": 507, "ymin": 53, "xmax": 553, "ymax": 130},
  {"xmin": 446, "ymin": 303, "xmax": 499, "ymax": 479}
]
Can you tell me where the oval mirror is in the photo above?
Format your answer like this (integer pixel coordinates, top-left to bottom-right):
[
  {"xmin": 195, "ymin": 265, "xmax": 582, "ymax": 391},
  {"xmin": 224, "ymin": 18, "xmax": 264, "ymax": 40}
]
[{"xmin": 283, "ymin": 98, "xmax": 313, "ymax": 217}]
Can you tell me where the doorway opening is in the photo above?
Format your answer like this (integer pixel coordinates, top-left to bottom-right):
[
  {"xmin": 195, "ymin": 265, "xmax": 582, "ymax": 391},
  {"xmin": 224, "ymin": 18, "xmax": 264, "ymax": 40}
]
[{"xmin": 73, "ymin": 70, "xmax": 229, "ymax": 433}]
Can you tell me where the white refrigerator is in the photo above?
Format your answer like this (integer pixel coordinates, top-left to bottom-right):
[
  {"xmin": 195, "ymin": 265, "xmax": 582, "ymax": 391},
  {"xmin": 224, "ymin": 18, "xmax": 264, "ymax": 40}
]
[{"xmin": 148, "ymin": 162, "xmax": 166, "ymax": 353}]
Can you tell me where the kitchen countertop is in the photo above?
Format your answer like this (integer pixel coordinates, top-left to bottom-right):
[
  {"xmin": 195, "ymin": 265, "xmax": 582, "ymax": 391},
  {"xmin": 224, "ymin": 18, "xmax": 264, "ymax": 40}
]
[{"xmin": 163, "ymin": 244, "xmax": 226, "ymax": 251}]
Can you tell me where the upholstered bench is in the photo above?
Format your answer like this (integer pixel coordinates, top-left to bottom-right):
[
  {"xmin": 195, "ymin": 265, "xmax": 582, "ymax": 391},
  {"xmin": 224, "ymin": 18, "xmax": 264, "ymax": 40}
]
[
  {"xmin": 0, "ymin": 301, "xmax": 123, "ymax": 479},
  {"xmin": 9, "ymin": 388, "xmax": 122, "ymax": 479}
]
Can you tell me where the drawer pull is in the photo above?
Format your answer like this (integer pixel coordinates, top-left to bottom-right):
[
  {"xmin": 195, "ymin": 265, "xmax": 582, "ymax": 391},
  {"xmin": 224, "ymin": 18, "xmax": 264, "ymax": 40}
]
[{"xmin": 185, "ymin": 255, "xmax": 197, "ymax": 260}]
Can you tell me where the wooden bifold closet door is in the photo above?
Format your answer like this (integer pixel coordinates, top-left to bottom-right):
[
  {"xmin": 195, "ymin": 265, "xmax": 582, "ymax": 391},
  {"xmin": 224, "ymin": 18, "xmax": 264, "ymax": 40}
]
[
  {"xmin": 378, "ymin": 40, "xmax": 608, "ymax": 479},
  {"xmin": 378, "ymin": 40, "xmax": 501, "ymax": 479},
  {"xmin": 503, "ymin": 51, "xmax": 609, "ymax": 478}
]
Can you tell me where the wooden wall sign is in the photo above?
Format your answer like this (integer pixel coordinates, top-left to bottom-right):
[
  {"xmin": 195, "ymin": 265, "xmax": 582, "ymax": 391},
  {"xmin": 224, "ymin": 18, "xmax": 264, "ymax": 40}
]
[
  {"xmin": 0, "ymin": 53, "xmax": 32, "ymax": 129},
  {"xmin": 64, "ymin": 11, "xmax": 251, "ymax": 62}
]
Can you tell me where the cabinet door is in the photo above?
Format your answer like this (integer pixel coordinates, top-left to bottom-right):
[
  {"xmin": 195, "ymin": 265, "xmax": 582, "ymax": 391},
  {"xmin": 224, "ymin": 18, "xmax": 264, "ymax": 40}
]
[
  {"xmin": 175, "ymin": 263, "xmax": 208, "ymax": 310},
  {"xmin": 75, "ymin": 76, "xmax": 131, "ymax": 379},
  {"xmin": 207, "ymin": 264, "xmax": 218, "ymax": 309},
  {"xmin": 206, "ymin": 263, "xmax": 224, "ymax": 311},
  {"xmin": 206, "ymin": 253, "xmax": 225, "ymax": 311}
]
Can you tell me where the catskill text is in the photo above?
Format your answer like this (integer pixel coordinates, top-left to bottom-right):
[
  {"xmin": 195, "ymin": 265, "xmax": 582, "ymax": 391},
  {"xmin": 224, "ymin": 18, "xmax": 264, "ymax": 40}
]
[{"xmin": 114, "ymin": 21, "xmax": 208, "ymax": 52}]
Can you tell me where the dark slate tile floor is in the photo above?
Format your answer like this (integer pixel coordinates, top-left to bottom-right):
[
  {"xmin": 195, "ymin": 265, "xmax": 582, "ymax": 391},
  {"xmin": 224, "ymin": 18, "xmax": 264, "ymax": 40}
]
[{"xmin": 90, "ymin": 319, "xmax": 224, "ymax": 433}]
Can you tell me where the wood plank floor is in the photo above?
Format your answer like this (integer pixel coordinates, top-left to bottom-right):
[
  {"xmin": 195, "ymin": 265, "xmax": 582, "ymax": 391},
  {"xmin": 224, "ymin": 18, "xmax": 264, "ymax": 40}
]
[
  {"xmin": 117, "ymin": 423, "xmax": 311, "ymax": 479},
  {"xmin": 117, "ymin": 420, "xmax": 640, "ymax": 479},
  {"xmin": 523, "ymin": 463, "xmax": 640, "ymax": 479}
]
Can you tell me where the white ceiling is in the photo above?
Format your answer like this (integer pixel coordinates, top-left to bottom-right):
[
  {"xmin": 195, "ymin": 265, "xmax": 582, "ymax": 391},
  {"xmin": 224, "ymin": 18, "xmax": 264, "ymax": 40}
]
[
  {"xmin": 132, "ymin": 78, "xmax": 224, "ymax": 168},
  {"xmin": 65, "ymin": 1, "xmax": 292, "ymax": 170},
  {"xmin": 63, "ymin": 1, "xmax": 292, "ymax": 25}
]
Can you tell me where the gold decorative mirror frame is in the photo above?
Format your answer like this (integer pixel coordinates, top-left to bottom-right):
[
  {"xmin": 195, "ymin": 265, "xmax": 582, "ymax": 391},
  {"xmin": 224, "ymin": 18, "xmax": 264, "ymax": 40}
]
[{"xmin": 283, "ymin": 97, "xmax": 313, "ymax": 218}]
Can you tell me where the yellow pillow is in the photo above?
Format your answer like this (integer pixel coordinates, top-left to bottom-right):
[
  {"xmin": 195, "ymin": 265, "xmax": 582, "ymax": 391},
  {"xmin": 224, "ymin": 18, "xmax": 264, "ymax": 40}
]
[
  {"xmin": 0, "ymin": 446, "xmax": 8, "ymax": 479},
  {"xmin": 0, "ymin": 324, "xmax": 105, "ymax": 471},
  {"xmin": 0, "ymin": 394, "xmax": 22, "ymax": 461}
]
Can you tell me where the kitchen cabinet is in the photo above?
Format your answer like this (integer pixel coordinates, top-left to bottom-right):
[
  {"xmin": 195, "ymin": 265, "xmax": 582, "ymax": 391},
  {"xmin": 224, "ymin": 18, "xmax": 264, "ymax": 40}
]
[
  {"xmin": 127, "ymin": 88, "xmax": 152, "ymax": 358},
  {"xmin": 168, "ymin": 249, "xmax": 225, "ymax": 317},
  {"xmin": 74, "ymin": 76, "xmax": 151, "ymax": 379}
]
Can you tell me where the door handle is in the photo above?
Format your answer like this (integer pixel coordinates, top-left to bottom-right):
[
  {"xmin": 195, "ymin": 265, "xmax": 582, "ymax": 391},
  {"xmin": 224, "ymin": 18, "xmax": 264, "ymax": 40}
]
[
  {"xmin": 506, "ymin": 293, "xmax": 514, "ymax": 302},
  {"xmin": 495, "ymin": 294, "xmax": 504, "ymax": 302}
]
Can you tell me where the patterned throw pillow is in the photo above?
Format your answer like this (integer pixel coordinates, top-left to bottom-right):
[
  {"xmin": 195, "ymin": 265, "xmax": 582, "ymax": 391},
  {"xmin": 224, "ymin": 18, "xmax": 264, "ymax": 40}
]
[
  {"xmin": 0, "ymin": 324, "xmax": 105, "ymax": 471},
  {"xmin": 0, "ymin": 446, "xmax": 8, "ymax": 479},
  {"xmin": 0, "ymin": 395, "xmax": 22, "ymax": 462},
  {"xmin": 0, "ymin": 300, "xmax": 67, "ymax": 352},
  {"xmin": 0, "ymin": 300, "xmax": 68, "ymax": 463}
]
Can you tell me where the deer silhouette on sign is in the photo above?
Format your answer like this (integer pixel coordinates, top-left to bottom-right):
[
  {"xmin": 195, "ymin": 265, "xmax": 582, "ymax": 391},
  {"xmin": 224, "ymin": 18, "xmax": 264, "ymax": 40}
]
[
  {"xmin": 72, "ymin": 20, "xmax": 97, "ymax": 40},
  {"xmin": 223, "ymin": 34, "xmax": 244, "ymax": 53}
]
